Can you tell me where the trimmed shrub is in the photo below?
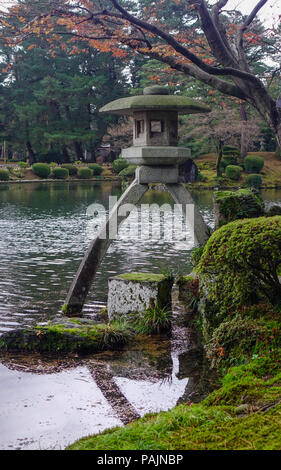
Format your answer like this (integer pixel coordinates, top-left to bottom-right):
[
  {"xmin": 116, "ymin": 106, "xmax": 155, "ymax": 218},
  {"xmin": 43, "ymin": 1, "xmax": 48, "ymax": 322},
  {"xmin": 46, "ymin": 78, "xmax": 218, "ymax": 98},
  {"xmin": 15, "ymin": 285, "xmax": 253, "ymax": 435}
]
[
  {"xmin": 244, "ymin": 155, "xmax": 264, "ymax": 173},
  {"xmin": 112, "ymin": 158, "xmax": 129, "ymax": 174},
  {"xmin": 213, "ymin": 188, "xmax": 264, "ymax": 227},
  {"xmin": 221, "ymin": 155, "xmax": 238, "ymax": 169},
  {"xmin": 246, "ymin": 173, "xmax": 262, "ymax": 188},
  {"xmin": 52, "ymin": 167, "xmax": 69, "ymax": 180},
  {"xmin": 88, "ymin": 163, "xmax": 103, "ymax": 175},
  {"xmin": 225, "ymin": 164, "xmax": 242, "ymax": 181},
  {"xmin": 118, "ymin": 165, "xmax": 137, "ymax": 178},
  {"xmin": 32, "ymin": 163, "xmax": 51, "ymax": 178},
  {"xmin": 78, "ymin": 167, "xmax": 93, "ymax": 179},
  {"xmin": 198, "ymin": 217, "xmax": 281, "ymax": 314},
  {"xmin": 61, "ymin": 164, "xmax": 77, "ymax": 176},
  {"xmin": 222, "ymin": 145, "xmax": 240, "ymax": 156},
  {"xmin": 0, "ymin": 169, "xmax": 9, "ymax": 181}
]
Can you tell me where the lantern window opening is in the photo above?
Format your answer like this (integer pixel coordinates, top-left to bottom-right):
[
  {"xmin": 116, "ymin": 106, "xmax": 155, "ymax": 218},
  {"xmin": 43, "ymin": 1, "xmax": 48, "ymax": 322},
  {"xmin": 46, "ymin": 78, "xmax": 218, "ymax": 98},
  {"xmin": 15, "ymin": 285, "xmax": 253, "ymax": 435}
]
[
  {"xmin": 135, "ymin": 119, "xmax": 145, "ymax": 138},
  {"xmin": 150, "ymin": 120, "xmax": 164, "ymax": 135}
]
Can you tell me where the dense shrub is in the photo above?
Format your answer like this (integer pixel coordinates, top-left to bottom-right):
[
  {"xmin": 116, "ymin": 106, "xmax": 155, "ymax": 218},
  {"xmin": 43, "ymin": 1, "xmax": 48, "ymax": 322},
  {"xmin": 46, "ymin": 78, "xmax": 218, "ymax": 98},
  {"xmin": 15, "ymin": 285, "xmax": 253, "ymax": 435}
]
[
  {"xmin": 246, "ymin": 173, "xmax": 262, "ymax": 188},
  {"xmin": 112, "ymin": 158, "xmax": 129, "ymax": 174},
  {"xmin": 61, "ymin": 164, "xmax": 77, "ymax": 176},
  {"xmin": 244, "ymin": 155, "xmax": 264, "ymax": 173},
  {"xmin": 32, "ymin": 163, "xmax": 51, "ymax": 178},
  {"xmin": 225, "ymin": 164, "xmax": 242, "ymax": 180},
  {"xmin": 198, "ymin": 217, "xmax": 281, "ymax": 313},
  {"xmin": 0, "ymin": 169, "xmax": 9, "ymax": 181},
  {"xmin": 37, "ymin": 152, "xmax": 64, "ymax": 164},
  {"xmin": 118, "ymin": 165, "xmax": 137, "ymax": 178},
  {"xmin": 88, "ymin": 163, "xmax": 103, "ymax": 175},
  {"xmin": 52, "ymin": 167, "xmax": 69, "ymax": 180},
  {"xmin": 78, "ymin": 167, "xmax": 93, "ymax": 179}
]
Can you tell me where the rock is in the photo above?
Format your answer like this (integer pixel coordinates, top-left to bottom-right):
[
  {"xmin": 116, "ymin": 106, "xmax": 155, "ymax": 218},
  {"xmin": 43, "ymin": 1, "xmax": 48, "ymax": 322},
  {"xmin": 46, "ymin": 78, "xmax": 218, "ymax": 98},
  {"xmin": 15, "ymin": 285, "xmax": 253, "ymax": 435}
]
[
  {"xmin": 266, "ymin": 204, "xmax": 281, "ymax": 217},
  {"xmin": 107, "ymin": 272, "xmax": 173, "ymax": 319},
  {"xmin": 179, "ymin": 159, "xmax": 199, "ymax": 183}
]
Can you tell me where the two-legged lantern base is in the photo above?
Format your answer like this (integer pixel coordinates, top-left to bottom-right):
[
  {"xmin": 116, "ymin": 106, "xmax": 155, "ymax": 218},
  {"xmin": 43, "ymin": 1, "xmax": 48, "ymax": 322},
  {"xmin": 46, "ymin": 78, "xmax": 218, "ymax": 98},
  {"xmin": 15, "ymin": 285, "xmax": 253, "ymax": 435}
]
[{"xmin": 64, "ymin": 168, "xmax": 209, "ymax": 316}]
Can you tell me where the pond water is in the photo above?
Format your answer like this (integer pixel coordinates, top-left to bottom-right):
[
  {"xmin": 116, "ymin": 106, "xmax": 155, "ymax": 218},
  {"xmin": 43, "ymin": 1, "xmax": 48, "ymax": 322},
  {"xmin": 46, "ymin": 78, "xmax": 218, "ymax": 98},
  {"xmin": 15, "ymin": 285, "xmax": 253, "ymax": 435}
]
[{"xmin": 0, "ymin": 182, "xmax": 280, "ymax": 450}]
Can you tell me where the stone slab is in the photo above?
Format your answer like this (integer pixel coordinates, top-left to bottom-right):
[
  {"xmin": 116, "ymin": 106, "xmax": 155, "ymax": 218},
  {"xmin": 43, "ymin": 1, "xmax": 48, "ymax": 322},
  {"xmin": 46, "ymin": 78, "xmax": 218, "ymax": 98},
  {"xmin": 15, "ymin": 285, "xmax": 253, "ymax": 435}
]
[
  {"xmin": 107, "ymin": 273, "xmax": 173, "ymax": 319},
  {"xmin": 136, "ymin": 165, "xmax": 179, "ymax": 184},
  {"xmin": 122, "ymin": 146, "xmax": 191, "ymax": 166}
]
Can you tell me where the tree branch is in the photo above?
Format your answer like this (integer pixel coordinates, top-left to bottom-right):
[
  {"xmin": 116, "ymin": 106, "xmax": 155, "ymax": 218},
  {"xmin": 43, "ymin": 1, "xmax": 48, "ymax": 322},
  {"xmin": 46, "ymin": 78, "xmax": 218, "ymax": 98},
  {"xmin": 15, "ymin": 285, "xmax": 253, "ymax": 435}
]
[
  {"xmin": 136, "ymin": 48, "xmax": 247, "ymax": 100},
  {"xmin": 106, "ymin": 0, "xmax": 269, "ymax": 91},
  {"xmin": 189, "ymin": 0, "xmax": 238, "ymax": 67},
  {"xmin": 236, "ymin": 0, "xmax": 268, "ymax": 69}
]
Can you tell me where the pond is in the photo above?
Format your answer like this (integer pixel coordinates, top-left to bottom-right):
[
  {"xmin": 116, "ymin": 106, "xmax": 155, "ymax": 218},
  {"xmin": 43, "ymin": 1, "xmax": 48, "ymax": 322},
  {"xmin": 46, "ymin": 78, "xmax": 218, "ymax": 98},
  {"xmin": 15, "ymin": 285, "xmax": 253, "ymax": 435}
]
[{"xmin": 0, "ymin": 182, "xmax": 280, "ymax": 450}]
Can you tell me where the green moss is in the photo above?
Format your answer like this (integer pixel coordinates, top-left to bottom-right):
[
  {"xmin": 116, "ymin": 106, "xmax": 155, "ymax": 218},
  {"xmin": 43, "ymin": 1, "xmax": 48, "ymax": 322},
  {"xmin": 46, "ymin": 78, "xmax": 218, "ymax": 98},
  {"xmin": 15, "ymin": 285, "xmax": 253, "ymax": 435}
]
[{"xmin": 114, "ymin": 273, "xmax": 165, "ymax": 282}]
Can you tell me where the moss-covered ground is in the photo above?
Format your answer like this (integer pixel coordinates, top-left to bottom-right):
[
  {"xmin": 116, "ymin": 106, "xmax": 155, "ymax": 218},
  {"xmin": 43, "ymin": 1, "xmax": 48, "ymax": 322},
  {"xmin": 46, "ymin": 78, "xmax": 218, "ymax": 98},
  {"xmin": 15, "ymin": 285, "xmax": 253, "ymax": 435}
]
[{"xmin": 188, "ymin": 152, "xmax": 281, "ymax": 189}]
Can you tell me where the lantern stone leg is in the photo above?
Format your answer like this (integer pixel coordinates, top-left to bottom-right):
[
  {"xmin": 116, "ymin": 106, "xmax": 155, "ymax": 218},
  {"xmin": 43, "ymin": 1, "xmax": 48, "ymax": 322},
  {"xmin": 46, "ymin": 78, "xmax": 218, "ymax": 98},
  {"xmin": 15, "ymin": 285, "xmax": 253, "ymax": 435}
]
[
  {"xmin": 64, "ymin": 180, "xmax": 148, "ymax": 316},
  {"xmin": 165, "ymin": 183, "xmax": 209, "ymax": 246}
]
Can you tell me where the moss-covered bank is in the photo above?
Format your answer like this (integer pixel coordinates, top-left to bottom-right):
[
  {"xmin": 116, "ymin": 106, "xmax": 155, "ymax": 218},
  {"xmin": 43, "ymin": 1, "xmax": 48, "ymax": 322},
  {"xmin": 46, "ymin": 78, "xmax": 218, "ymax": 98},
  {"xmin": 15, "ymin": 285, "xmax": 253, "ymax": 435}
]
[{"xmin": 0, "ymin": 319, "xmax": 132, "ymax": 354}]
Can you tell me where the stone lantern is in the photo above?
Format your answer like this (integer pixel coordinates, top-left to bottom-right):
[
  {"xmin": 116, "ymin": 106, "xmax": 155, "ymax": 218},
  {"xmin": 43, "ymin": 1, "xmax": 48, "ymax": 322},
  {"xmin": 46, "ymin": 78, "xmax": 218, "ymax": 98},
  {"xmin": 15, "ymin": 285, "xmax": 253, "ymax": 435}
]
[
  {"xmin": 99, "ymin": 85, "xmax": 209, "ymax": 183},
  {"xmin": 64, "ymin": 85, "xmax": 211, "ymax": 315}
]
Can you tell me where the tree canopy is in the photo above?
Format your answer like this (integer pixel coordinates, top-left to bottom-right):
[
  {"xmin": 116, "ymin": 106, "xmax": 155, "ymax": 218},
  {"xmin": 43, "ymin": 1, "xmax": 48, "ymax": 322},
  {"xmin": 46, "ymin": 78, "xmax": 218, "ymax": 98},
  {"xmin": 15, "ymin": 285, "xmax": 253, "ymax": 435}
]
[{"xmin": 0, "ymin": 0, "xmax": 280, "ymax": 158}]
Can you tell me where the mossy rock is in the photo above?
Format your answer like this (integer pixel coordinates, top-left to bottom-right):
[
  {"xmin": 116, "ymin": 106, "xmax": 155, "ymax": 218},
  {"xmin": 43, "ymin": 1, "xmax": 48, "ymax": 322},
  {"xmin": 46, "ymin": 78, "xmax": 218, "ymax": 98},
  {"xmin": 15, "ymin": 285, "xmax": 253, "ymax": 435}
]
[
  {"xmin": 213, "ymin": 188, "xmax": 264, "ymax": 228},
  {"xmin": 0, "ymin": 318, "xmax": 132, "ymax": 354}
]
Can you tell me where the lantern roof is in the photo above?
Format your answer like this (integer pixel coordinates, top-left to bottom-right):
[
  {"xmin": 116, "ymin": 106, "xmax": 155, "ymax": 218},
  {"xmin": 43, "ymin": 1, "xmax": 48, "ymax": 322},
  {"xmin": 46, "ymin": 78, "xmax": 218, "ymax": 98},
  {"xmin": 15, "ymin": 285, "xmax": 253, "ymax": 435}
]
[{"xmin": 99, "ymin": 85, "xmax": 210, "ymax": 115}]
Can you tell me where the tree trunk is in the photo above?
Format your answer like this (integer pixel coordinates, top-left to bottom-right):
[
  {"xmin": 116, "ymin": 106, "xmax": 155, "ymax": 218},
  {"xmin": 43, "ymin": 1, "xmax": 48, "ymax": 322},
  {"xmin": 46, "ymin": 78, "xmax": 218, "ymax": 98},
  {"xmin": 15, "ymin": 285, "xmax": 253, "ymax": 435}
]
[
  {"xmin": 73, "ymin": 141, "xmax": 84, "ymax": 161},
  {"xmin": 216, "ymin": 139, "xmax": 223, "ymax": 177},
  {"xmin": 240, "ymin": 102, "xmax": 248, "ymax": 159},
  {"xmin": 275, "ymin": 123, "xmax": 281, "ymax": 159},
  {"xmin": 62, "ymin": 146, "xmax": 71, "ymax": 163},
  {"xmin": 26, "ymin": 141, "xmax": 36, "ymax": 165}
]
